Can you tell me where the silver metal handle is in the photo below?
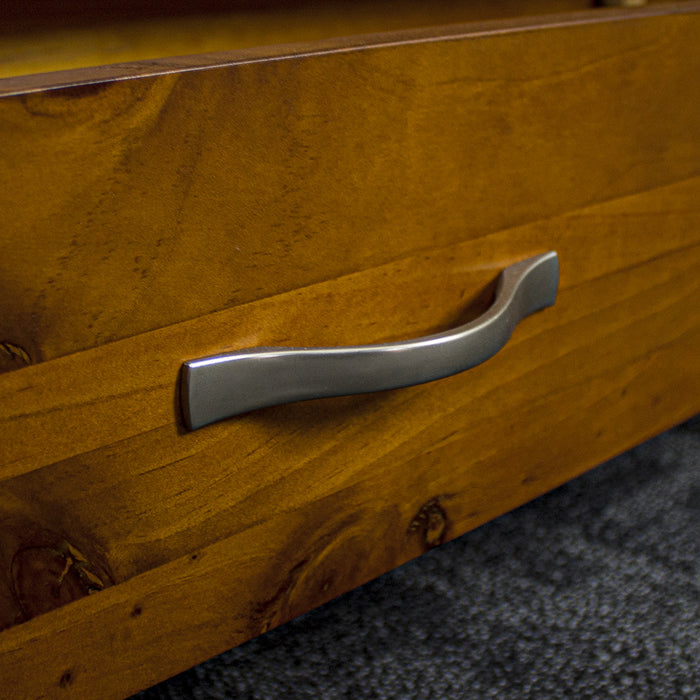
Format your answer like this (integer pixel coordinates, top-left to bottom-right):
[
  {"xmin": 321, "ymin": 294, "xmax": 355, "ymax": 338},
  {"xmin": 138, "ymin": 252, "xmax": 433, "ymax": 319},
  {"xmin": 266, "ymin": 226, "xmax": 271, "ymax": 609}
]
[{"xmin": 181, "ymin": 251, "xmax": 558, "ymax": 430}]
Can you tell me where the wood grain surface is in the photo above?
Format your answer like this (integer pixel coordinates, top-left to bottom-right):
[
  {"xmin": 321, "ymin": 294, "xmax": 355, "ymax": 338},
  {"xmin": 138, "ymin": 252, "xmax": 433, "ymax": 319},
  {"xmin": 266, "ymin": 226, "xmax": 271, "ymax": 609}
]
[
  {"xmin": 0, "ymin": 5, "xmax": 698, "ymax": 370},
  {"xmin": 1, "ymin": 5, "xmax": 699, "ymax": 699},
  {"xmin": 0, "ymin": 0, "xmax": 594, "ymax": 79}
]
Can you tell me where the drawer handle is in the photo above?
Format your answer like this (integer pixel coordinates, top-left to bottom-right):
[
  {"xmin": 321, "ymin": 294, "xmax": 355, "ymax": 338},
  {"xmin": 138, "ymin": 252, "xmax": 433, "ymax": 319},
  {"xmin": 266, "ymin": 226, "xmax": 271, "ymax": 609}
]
[{"xmin": 181, "ymin": 251, "xmax": 558, "ymax": 430}]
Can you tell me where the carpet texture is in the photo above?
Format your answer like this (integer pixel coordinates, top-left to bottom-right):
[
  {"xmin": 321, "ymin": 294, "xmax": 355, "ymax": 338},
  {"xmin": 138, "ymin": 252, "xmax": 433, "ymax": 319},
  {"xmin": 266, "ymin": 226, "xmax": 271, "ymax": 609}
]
[{"xmin": 134, "ymin": 417, "xmax": 699, "ymax": 699}]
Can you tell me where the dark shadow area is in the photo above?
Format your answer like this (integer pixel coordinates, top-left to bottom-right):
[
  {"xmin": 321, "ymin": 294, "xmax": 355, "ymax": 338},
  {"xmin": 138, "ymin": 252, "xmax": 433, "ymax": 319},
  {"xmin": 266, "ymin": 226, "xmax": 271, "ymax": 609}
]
[{"xmin": 2, "ymin": 1, "xmax": 309, "ymax": 33}]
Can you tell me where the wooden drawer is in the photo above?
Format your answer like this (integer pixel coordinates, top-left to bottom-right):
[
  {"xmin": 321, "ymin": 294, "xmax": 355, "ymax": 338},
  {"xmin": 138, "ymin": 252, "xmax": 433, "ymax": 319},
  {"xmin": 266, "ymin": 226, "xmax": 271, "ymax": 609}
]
[{"xmin": 1, "ymin": 2, "xmax": 699, "ymax": 697}]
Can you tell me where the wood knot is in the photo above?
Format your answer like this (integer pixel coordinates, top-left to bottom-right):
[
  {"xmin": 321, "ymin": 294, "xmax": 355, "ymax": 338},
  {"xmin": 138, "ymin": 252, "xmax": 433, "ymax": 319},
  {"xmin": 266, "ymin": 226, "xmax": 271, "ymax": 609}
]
[
  {"xmin": 59, "ymin": 670, "xmax": 74, "ymax": 688},
  {"xmin": 11, "ymin": 540, "xmax": 107, "ymax": 621},
  {"xmin": 409, "ymin": 497, "xmax": 448, "ymax": 549},
  {"xmin": 0, "ymin": 341, "xmax": 32, "ymax": 374}
]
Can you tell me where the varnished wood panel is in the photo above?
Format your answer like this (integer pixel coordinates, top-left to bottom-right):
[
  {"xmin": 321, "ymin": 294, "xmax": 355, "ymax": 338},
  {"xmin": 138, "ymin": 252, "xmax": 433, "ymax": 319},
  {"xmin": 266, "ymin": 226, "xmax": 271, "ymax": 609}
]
[
  {"xmin": 0, "ymin": 6, "xmax": 698, "ymax": 371},
  {"xmin": 0, "ymin": 0, "xmax": 594, "ymax": 78},
  {"xmin": 0, "ymin": 173, "xmax": 698, "ymax": 478},
  {"xmin": 0, "ymin": 175, "xmax": 699, "ymax": 695},
  {"xmin": 1, "ymin": 5, "xmax": 699, "ymax": 699}
]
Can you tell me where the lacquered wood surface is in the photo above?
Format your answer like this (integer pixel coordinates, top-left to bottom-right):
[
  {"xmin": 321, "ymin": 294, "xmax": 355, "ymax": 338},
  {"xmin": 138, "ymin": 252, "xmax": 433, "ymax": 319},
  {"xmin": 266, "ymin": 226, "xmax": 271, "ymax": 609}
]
[
  {"xmin": 0, "ymin": 5, "xmax": 697, "ymax": 373},
  {"xmin": 1, "ymin": 177, "xmax": 699, "ymax": 696},
  {"xmin": 1, "ymin": 0, "xmax": 594, "ymax": 79},
  {"xmin": 0, "ymin": 5, "xmax": 699, "ymax": 699}
]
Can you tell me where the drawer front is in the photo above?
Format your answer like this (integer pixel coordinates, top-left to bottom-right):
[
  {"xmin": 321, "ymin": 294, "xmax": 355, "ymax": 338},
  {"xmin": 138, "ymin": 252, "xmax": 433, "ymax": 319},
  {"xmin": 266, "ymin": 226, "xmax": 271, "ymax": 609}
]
[{"xmin": 1, "ymin": 5, "xmax": 699, "ymax": 699}]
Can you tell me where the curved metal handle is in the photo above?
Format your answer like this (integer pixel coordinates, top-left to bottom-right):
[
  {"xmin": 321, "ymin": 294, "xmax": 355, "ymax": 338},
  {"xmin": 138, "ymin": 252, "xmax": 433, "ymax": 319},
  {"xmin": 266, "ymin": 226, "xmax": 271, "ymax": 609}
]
[{"xmin": 181, "ymin": 251, "xmax": 558, "ymax": 430}]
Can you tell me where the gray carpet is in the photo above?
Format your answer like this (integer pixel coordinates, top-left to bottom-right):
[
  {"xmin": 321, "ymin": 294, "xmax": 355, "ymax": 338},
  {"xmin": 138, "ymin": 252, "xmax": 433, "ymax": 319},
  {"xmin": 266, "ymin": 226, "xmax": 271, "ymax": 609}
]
[{"xmin": 135, "ymin": 417, "xmax": 700, "ymax": 699}]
